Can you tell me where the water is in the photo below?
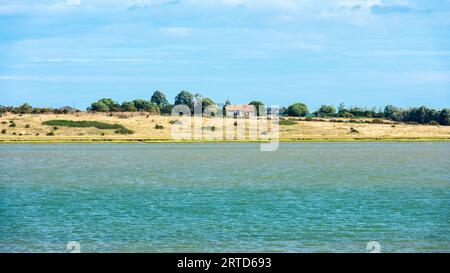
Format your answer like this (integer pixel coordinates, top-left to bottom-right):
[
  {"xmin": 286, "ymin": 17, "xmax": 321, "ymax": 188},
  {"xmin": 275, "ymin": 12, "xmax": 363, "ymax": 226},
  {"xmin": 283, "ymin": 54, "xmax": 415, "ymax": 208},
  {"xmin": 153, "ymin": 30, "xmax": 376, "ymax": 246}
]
[{"xmin": 0, "ymin": 143, "xmax": 449, "ymax": 253}]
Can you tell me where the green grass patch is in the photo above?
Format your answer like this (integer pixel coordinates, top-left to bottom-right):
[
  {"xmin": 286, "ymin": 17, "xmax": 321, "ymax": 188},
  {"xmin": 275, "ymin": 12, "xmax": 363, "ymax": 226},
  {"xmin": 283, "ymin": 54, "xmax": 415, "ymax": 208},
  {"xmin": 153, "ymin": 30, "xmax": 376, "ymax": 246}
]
[
  {"xmin": 279, "ymin": 120, "xmax": 297, "ymax": 125},
  {"xmin": 42, "ymin": 120, "xmax": 133, "ymax": 134},
  {"xmin": 114, "ymin": 128, "xmax": 134, "ymax": 135}
]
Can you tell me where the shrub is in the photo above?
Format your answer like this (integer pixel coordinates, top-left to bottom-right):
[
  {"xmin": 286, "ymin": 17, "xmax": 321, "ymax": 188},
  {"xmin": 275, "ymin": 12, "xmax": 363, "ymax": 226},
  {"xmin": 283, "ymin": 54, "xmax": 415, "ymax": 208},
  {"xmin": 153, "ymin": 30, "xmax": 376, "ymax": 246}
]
[
  {"xmin": 234, "ymin": 121, "xmax": 238, "ymax": 126},
  {"xmin": 53, "ymin": 126, "xmax": 59, "ymax": 130},
  {"xmin": 9, "ymin": 121, "xmax": 16, "ymax": 127},
  {"xmin": 1, "ymin": 129, "xmax": 6, "ymax": 134},
  {"xmin": 25, "ymin": 124, "xmax": 31, "ymax": 128},
  {"xmin": 46, "ymin": 131, "xmax": 55, "ymax": 136},
  {"xmin": 1, "ymin": 121, "xmax": 7, "ymax": 125},
  {"xmin": 155, "ymin": 124, "xmax": 164, "ymax": 130}
]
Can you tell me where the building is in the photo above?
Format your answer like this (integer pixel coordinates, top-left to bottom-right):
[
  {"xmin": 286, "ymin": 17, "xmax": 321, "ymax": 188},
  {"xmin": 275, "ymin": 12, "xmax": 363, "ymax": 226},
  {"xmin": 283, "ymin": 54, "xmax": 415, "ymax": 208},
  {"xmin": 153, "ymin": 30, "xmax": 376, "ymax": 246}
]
[{"xmin": 225, "ymin": 104, "xmax": 256, "ymax": 118}]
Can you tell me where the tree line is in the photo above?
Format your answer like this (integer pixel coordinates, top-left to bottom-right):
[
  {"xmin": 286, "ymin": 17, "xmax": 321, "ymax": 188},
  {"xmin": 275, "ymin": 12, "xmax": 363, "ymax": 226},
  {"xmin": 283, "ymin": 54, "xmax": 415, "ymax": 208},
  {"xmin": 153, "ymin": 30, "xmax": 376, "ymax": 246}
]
[{"xmin": 1, "ymin": 90, "xmax": 449, "ymax": 126}]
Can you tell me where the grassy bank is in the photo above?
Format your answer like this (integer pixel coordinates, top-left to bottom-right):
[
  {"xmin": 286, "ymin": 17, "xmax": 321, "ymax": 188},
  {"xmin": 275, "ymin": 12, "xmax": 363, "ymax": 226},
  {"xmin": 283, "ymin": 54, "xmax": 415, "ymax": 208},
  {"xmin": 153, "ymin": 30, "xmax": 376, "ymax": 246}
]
[{"xmin": 1, "ymin": 112, "xmax": 449, "ymax": 143}]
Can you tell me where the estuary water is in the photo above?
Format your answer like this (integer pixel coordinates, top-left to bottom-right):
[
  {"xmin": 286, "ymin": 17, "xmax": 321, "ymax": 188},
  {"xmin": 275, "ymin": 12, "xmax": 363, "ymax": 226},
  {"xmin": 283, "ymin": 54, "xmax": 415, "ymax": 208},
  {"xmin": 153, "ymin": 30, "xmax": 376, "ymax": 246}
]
[{"xmin": 0, "ymin": 143, "xmax": 449, "ymax": 252}]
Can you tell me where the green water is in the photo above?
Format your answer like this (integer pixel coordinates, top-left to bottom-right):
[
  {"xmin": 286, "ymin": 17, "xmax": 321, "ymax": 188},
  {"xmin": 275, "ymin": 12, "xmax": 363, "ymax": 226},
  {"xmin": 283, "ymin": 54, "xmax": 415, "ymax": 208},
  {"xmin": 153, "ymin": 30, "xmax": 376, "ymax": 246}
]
[{"xmin": 0, "ymin": 143, "xmax": 449, "ymax": 253}]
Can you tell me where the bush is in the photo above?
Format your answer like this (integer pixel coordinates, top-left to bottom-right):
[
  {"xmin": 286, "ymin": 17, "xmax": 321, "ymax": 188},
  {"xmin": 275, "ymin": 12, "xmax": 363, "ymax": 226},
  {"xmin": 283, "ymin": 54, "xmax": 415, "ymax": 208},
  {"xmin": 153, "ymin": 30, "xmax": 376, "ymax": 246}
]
[
  {"xmin": 46, "ymin": 131, "xmax": 55, "ymax": 136},
  {"xmin": 9, "ymin": 121, "xmax": 16, "ymax": 127},
  {"xmin": 25, "ymin": 124, "xmax": 31, "ymax": 128},
  {"xmin": 53, "ymin": 126, "xmax": 59, "ymax": 130},
  {"xmin": 155, "ymin": 124, "xmax": 164, "ymax": 130},
  {"xmin": 1, "ymin": 129, "xmax": 6, "ymax": 134},
  {"xmin": 1, "ymin": 121, "xmax": 7, "ymax": 125}
]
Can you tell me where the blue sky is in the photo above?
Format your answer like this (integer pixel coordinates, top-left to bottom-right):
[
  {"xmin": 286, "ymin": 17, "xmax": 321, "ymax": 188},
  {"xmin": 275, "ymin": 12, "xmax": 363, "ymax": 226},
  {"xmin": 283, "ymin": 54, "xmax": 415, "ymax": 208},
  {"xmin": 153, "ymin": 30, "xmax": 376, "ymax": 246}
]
[{"xmin": 1, "ymin": 0, "xmax": 449, "ymax": 110}]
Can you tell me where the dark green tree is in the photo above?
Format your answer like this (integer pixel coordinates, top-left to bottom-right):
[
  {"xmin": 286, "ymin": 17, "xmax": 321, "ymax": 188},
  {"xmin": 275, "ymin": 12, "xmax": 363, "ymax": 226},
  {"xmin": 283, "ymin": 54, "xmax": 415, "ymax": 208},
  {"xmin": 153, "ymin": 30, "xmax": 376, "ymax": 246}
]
[
  {"xmin": 287, "ymin": 103, "xmax": 309, "ymax": 117},
  {"xmin": 316, "ymin": 105, "xmax": 336, "ymax": 117},
  {"xmin": 174, "ymin": 91, "xmax": 194, "ymax": 108},
  {"xmin": 132, "ymin": 99, "xmax": 159, "ymax": 112},
  {"xmin": 90, "ymin": 101, "xmax": 110, "ymax": 112},
  {"xmin": 90, "ymin": 98, "xmax": 121, "ymax": 112},
  {"xmin": 249, "ymin": 101, "xmax": 265, "ymax": 116},
  {"xmin": 438, "ymin": 108, "xmax": 450, "ymax": 125},
  {"xmin": 121, "ymin": 101, "xmax": 137, "ymax": 112},
  {"xmin": 19, "ymin": 103, "xmax": 33, "ymax": 114},
  {"xmin": 151, "ymin": 90, "xmax": 168, "ymax": 106}
]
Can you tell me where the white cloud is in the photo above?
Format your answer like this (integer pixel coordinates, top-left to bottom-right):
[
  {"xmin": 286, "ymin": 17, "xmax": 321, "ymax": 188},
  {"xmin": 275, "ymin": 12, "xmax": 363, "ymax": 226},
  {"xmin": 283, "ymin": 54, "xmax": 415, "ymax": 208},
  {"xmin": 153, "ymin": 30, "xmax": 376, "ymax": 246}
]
[{"xmin": 0, "ymin": 0, "xmax": 415, "ymax": 14}]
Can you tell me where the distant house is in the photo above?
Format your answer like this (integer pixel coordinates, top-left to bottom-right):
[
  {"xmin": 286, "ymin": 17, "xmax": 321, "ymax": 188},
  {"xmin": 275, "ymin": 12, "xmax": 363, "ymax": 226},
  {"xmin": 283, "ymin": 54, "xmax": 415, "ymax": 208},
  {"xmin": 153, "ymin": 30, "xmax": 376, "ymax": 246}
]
[{"xmin": 225, "ymin": 104, "xmax": 256, "ymax": 118}]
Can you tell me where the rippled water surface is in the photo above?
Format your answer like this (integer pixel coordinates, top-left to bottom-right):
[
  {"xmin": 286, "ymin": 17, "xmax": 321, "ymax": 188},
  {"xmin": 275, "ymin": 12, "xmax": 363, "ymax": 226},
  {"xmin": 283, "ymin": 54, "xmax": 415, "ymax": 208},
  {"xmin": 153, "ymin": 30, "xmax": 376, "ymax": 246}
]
[{"xmin": 0, "ymin": 143, "xmax": 449, "ymax": 252}]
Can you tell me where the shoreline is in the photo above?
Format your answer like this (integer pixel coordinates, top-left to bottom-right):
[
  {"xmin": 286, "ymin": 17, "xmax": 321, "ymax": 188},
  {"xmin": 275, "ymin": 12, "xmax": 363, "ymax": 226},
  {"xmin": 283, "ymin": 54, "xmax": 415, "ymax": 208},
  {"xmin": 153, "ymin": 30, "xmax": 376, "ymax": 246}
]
[{"xmin": 1, "ymin": 138, "xmax": 450, "ymax": 144}]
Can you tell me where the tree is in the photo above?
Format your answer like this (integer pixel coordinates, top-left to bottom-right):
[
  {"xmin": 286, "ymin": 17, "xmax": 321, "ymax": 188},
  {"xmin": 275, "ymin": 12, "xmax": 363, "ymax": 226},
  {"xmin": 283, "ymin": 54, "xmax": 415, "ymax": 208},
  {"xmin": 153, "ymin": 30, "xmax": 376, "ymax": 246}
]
[
  {"xmin": 121, "ymin": 101, "xmax": 137, "ymax": 112},
  {"xmin": 287, "ymin": 103, "xmax": 309, "ymax": 117},
  {"xmin": 19, "ymin": 103, "xmax": 33, "ymax": 114},
  {"xmin": 132, "ymin": 99, "xmax": 159, "ymax": 113},
  {"xmin": 316, "ymin": 105, "xmax": 336, "ymax": 117},
  {"xmin": 249, "ymin": 101, "xmax": 265, "ymax": 116},
  {"xmin": 438, "ymin": 108, "xmax": 450, "ymax": 125},
  {"xmin": 384, "ymin": 105, "xmax": 403, "ymax": 121},
  {"xmin": 151, "ymin": 90, "xmax": 168, "ymax": 106},
  {"xmin": 174, "ymin": 91, "xmax": 194, "ymax": 108},
  {"xmin": 90, "ymin": 98, "xmax": 120, "ymax": 112},
  {"xmin": 160, "ymin": 104, "xmax": 174, "ymax": 115},
  {"xmin": 405, "ymin": 106, "xmax": 428, "ymax": 124},
  {"xmin": 202, "ymin": 98, "xmax": 216, "ymax": 112},
  {"xmin": 90, "ymin": 101, "xmax": 110, "ymax": 112}
]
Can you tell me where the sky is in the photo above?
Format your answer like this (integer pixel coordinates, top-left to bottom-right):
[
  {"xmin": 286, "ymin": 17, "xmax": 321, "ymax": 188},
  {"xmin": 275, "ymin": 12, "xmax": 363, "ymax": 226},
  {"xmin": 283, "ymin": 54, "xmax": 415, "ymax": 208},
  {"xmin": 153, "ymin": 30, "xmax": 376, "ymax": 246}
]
[{"xmin": 0, "ymin": 0, "xmax": 449, "ymax": 110}]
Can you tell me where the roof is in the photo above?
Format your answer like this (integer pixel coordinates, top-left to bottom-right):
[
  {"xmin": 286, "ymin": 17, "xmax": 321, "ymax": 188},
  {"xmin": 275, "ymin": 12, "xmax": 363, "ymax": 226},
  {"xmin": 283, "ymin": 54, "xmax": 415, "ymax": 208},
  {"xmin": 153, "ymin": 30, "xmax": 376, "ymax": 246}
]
[{"xmin": 225, "ymin": 104, "xmax": 255, "ymax": 112}]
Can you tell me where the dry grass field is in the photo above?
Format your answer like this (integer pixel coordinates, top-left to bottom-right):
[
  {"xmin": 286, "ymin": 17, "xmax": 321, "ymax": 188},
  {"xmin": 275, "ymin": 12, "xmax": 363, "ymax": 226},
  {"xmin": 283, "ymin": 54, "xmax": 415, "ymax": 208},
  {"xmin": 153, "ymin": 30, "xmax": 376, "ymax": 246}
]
[{"xmin": 1, "ymin": 112, "xmax": 450, "ymax": 143}]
